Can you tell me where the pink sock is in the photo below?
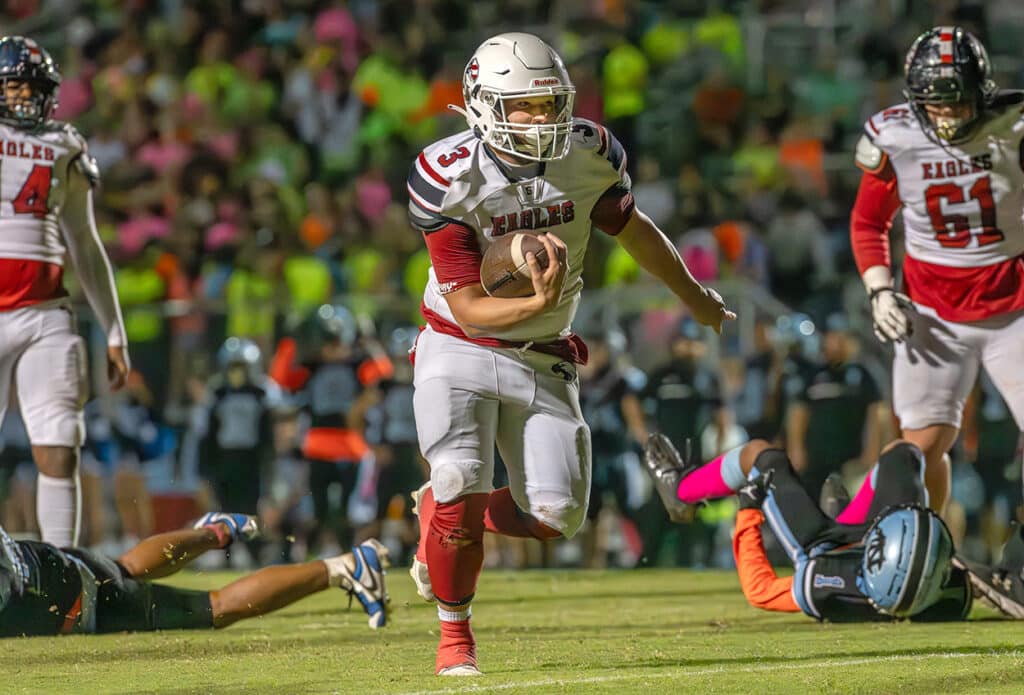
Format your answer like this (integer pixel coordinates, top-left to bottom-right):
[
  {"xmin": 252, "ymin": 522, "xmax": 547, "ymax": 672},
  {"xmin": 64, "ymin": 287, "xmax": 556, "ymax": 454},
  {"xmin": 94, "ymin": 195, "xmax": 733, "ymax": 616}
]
[
  {"xmin": 677, "ymin": 455, "xmax": 733, "ymax": 504},
  {"xmin": 835, "ymin": 466, "xmax": 877, "ymax": 525}
]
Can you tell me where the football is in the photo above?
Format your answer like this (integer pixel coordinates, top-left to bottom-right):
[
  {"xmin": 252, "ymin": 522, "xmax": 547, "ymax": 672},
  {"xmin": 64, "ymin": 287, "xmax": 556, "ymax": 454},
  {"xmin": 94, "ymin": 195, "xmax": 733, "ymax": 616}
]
[{"xmin": 480, "ymin": 232, "xmax": 550, "ymax": 298}]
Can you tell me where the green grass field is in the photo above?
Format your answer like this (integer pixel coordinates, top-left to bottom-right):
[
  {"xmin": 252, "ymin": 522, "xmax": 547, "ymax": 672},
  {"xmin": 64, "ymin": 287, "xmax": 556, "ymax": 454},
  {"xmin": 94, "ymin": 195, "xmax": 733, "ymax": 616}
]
[{"xmin": 4, "ymin": 567, "xmax": 1024, "ymax": 694}]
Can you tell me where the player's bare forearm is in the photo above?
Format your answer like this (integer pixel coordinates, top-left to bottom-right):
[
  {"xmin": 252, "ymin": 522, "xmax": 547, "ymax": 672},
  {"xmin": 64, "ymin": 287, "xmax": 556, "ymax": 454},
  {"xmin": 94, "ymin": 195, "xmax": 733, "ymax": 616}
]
[
  {"xmin": 621, "ymin": 393, "xmax": 648, "ymax": 444},
  {"xmin": 443, "ymin": 284, "xmax": 546, "ymax": 336},
  {"xmin": 617, "ymin": 210, "xmax": 735, "ymax": 332},
  {"xmin": 617, "ymin": 210, "xmax": 703, "ymax": 303}
]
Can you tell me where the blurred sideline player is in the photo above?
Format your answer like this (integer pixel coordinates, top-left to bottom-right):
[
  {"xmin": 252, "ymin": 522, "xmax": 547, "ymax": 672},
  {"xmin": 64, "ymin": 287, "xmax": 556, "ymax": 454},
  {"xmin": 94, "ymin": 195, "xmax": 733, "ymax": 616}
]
[
  {"xmin": 0, "ymin": 512, "xmax": 390, "ymax": 636},
  {"xmin": 850, "ymin": 27, "xmax": 1024, "ymax": 512},
  {"xmin": 406, "ymin": 32, "xmax": 734, "ymax": 675},
  {"xmin": 269, "ymin": 304, "xmax": 391, "ymax": 553},
  {"xmin": 645, "ymin": 434, "xmax": 1024, "ymax": 621}
]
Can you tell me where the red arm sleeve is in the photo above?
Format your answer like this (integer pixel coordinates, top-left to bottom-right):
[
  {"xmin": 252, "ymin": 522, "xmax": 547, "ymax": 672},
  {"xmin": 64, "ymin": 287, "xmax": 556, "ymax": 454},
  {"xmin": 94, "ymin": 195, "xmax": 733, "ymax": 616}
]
[
  {"xmin": 422, "ymin": 222, "xmax": 483, "ymax": 293},
  {"xmin": 269, "ymin": 337, "xmax": 311, "ymax": 392},
  {"xmin": 733, "ymin": 508, "xmax": 800, "ymax": 613},
  {"xmin": 850, "ymin": 164, "xmax": 901, "ymax": 274}
]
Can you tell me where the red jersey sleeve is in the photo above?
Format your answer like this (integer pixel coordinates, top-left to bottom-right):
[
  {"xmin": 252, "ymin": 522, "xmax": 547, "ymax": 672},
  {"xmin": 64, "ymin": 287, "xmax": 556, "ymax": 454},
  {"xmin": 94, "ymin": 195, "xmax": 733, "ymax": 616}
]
[
  {"xmin": 590, "ymin": 184, "xmax": 636, "ymax": 236},
  {"xmin": 733, "ymin": 508, "xmax": 800, "ymax": 613},
  {"xmin": 422, "ymin": 222, "xmax": 483, "ymax": 294},
  {"xmin": 850, "ymin": 164, "xmax": 901, "ymax": 274}
]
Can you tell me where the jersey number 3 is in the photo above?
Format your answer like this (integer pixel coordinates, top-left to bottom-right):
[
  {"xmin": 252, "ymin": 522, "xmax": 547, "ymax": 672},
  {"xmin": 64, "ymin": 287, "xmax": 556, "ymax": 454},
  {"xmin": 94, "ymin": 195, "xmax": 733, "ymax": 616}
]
[
  {"xmin": 11, "ymin": 165, "xmax": 53, "ymax": 219},
  {"xmin": 924, "ymin": 175, "xmax": 1003, "ymax": 248}
]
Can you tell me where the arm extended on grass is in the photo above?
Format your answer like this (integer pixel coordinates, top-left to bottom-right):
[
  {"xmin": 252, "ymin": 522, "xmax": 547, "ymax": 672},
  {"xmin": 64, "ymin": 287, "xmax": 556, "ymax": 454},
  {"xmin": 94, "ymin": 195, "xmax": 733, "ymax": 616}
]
[{"xmin": 733, "ymin": 508, "xmax": 800, "ymax": 613}]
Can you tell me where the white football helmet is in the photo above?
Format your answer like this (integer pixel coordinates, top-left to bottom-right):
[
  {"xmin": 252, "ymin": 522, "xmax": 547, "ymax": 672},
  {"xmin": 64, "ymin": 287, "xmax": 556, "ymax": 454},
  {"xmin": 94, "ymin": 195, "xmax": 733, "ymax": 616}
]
[{"xmin": 452, "ymin": 33, "xmax": 575, "ymax": 162}]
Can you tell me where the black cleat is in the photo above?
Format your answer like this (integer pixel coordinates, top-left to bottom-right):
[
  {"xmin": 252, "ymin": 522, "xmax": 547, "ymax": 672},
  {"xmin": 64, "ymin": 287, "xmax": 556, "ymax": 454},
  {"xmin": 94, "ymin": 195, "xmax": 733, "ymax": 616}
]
[
  {"xmin": 643, "ymin": 433, "xmax": 698, "ymax": 523},
  {"xmin": 955, "ymin": 556, "xmax": 1024, "ymax": 619},
  {"xmin": 819, "ymin": 473, "xmax": 851, "ymax": 520}
]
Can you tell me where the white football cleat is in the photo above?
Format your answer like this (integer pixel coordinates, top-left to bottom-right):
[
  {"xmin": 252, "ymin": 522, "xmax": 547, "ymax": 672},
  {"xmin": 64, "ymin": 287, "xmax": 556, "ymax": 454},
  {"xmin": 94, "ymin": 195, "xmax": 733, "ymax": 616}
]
[
  {"xmin": 336, "ymin": 538, "xmax": 391, "ymax": 629},
  {"xmin": 437, "ymin": 664, "xmax": 483, "ymax": 677}
]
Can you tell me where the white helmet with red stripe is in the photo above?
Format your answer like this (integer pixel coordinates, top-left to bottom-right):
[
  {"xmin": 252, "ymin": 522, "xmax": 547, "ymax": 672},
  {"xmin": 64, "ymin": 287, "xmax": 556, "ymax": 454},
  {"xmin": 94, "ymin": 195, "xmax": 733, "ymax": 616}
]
[{"xmin": 451, "ymin": 33, "xmax": 575, "ymax": 162}]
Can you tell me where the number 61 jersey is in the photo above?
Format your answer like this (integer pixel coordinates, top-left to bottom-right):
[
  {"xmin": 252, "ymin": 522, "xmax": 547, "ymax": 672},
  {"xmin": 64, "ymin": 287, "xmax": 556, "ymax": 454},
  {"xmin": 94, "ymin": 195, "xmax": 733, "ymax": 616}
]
[
  {"xmin": 0, "ymin": 120, "xmax": 96, "ymax": 307},
  {"xmin": 853, "ymin": 98, "xmax": 1024, "ymax": 321}
]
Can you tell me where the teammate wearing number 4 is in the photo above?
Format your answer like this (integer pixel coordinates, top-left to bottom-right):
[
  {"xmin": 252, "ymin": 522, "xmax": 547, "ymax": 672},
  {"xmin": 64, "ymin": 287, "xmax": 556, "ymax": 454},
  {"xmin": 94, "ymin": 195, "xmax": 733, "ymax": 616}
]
[
  {"xmin": 852, "ymin": 26, "xmax": 1024, "ymax": 512},
  {"xmin": 0, "ymin": 37, "xmax": 129, "ymax": 547},
  {"xmin": 406, "ymin": 32, "xmax": 735, "ymax": 676}
]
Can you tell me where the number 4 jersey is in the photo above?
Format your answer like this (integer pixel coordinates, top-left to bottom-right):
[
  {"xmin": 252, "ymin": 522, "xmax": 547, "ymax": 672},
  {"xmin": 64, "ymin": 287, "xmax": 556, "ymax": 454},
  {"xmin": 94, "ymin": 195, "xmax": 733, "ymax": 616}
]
[
  {"xmin": 0, "ymin": 120, "xmax": 99, "ymax": 310},
  {"xmin": 852, "ymin": 97, "xmax": 1024, "ymax": 321}
]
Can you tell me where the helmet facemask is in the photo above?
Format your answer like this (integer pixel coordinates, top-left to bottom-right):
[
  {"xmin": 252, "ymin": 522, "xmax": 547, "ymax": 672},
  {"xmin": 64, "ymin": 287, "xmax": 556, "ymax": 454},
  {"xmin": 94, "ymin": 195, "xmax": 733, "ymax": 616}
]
[
  {"xmin": 0, "ymin": 37, "xmax": 61, "ymax": 129},
  {"xmin": 473, "ymin": 85, "xmax": 575, "ymax": 162},
  {"xmin": 454, "ymin": 33, "xmax": 577, "ymax": 163},
  {"xmin": 903, "ymin": 27, "xmax": 995, "ymax": 144},
  {"xmin": 0, "ymin": 77, "xmax": 57, "ymax": 128}
]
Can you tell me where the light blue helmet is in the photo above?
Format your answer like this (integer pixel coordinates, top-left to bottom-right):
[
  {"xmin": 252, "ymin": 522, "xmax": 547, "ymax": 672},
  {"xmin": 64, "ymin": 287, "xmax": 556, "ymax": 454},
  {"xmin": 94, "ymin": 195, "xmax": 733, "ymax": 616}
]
[{"xmin": 860, "ymin": 505, "xmax": 955, "ymax": 617}]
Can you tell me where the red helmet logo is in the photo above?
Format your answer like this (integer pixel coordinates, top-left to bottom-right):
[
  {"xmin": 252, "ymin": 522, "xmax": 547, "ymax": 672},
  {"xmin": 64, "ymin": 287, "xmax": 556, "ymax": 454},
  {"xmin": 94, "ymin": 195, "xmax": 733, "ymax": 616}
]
[{"xmin": 467, "ymin": 58, "xmax": 479, "ymax": 83}]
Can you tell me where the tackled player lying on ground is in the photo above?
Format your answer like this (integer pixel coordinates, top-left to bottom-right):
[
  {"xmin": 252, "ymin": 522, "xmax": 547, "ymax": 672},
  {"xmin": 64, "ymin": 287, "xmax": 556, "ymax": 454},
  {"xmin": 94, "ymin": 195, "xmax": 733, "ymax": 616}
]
[
  {"xmin": 644, "ymin": 435, "xmax": 1024, "ymax": 621},
  {"xmin": 0, "ymin": 512, "xmax": 390, "ymax": 636}
]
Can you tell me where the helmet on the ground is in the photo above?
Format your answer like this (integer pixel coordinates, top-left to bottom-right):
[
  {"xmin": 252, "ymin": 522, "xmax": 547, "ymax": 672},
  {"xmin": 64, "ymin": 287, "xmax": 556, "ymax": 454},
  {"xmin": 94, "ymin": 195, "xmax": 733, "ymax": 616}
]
[
  {"xmin": 860, "ymin": 505, "xmax": 955, "ymax": 617},
  {"xmin": 0, "ymin": 36, "xmax": 60, "ymax": 129},
  {"xmin": 456, "ymin": 32, "xmax": 575, "ymax": 162},
  {"xmin": 903, "ymin": 26, "xmax": 996, "ymax": 143}
]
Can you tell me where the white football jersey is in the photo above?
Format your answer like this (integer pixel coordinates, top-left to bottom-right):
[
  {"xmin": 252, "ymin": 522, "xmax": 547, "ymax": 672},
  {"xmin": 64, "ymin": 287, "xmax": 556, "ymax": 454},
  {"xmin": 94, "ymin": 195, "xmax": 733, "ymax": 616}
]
[
  {"xmin": 408, "ymin": 118, "xmax": 629, "ymax": 343},
  {"xmin": 0, "ymin": 121, "xmax": 92, "ymax": 265},
  {"xmin": 859, "ymin": 102, "xmax": 1024, "ymax": 268}
]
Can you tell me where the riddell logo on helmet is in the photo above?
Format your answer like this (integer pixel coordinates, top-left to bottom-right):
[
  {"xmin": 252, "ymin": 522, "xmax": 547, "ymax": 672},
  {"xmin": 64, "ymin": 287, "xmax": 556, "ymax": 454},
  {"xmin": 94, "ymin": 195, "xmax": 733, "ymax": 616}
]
[
  {"xmin": 530, "ymin": 77, "xmax": 561, "ymax": 87},
  {"xmin": 466, "ymin": 59, "xmax": 479, "ymax": 83}
]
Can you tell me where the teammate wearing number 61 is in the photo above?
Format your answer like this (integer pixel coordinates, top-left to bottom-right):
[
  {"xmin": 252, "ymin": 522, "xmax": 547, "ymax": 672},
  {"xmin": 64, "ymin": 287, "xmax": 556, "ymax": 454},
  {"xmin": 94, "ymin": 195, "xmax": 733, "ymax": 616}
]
[
  {"xmin": 851, "ymin": 26, "xmax": 1024, "ymax": 513},
  {"xmin": 0, "ymin": 36, "xmax": 129, "ymax": 547}
]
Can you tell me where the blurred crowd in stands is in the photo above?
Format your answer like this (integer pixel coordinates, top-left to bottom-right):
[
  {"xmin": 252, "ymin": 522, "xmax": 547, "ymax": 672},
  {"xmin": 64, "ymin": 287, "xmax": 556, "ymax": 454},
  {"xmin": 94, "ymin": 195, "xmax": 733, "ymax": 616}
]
[{"xmin": 0, "ymin": 0, "xmax": 1021, "ymax": 567}]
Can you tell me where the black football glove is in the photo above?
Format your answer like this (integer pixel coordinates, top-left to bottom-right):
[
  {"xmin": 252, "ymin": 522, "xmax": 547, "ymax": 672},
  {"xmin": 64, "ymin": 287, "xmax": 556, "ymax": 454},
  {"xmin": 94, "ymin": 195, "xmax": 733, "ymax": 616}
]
[{"xmin": 737, "ymin": 470, "xmax": 774, "ymax": 511}]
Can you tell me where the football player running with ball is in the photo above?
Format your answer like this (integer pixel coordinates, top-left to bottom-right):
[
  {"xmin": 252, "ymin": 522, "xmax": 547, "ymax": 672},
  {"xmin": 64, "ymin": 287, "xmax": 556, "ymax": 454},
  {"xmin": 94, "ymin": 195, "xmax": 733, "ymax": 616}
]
[
  {"xmin": 406, "ymin": 33, "xmax": 734, "ymax": 676},
  {"xmin": 0, "ymin": 37, "xmax": 129, "ymax": 546},
  {"xmin": 851, "ymin": 26, "xmax": 1024, "ymax": 512}
]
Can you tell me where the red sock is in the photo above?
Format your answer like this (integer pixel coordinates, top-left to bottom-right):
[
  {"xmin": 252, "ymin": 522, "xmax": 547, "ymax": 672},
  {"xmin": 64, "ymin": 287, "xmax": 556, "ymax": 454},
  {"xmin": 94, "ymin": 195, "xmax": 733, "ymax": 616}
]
[
  {"xmin": 483, "ymin": 487, "xmax": 561, "ymax": 540},
  {"xmin": 415, "ymin": 486, "xmax": 436, "ymax": 563},
  {"xmin": 425, "ymin": 493, "xmax": 488, "ymax": 606},
  {"xmin": 436, "ymin": 615, "xmax": 476, "ymax": 672}
]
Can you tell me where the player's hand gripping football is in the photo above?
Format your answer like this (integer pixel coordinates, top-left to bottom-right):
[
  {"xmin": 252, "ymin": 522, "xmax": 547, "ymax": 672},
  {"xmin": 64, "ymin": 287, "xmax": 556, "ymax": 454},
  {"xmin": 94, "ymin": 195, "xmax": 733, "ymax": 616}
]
[
  {"xmin": 107, "ymin": 345, "xmax": 130, "ymax": 391},
  {"xmin": 690, "ymin": 286, "xmax": 736, "ymax": 335},
  {"xmin": 869, "ymin": 287, "xmax": 914, "ymax": 343},
  {"xmin": 526, "ymin": 233, "xmax": 568, "ymax": 312}
]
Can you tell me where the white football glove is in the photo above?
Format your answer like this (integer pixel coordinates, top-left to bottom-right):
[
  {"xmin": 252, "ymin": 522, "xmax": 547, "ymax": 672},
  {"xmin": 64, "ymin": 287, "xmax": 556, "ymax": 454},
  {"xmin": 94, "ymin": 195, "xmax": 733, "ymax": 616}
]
[
  {"xmin": 870, "ymin": 288, "xmax": 914, "ymax": 343},
  {"xmin": 862, "ymin": 265, "xmax": 913, "ymax": 343}
]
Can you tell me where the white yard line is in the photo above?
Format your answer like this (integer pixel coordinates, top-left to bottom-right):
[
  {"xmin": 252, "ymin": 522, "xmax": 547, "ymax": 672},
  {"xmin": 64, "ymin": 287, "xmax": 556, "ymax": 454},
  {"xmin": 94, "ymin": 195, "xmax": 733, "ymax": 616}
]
[{"xmin": 393, "ymin": 649, "xmax": 1024, "ymax": 695}]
